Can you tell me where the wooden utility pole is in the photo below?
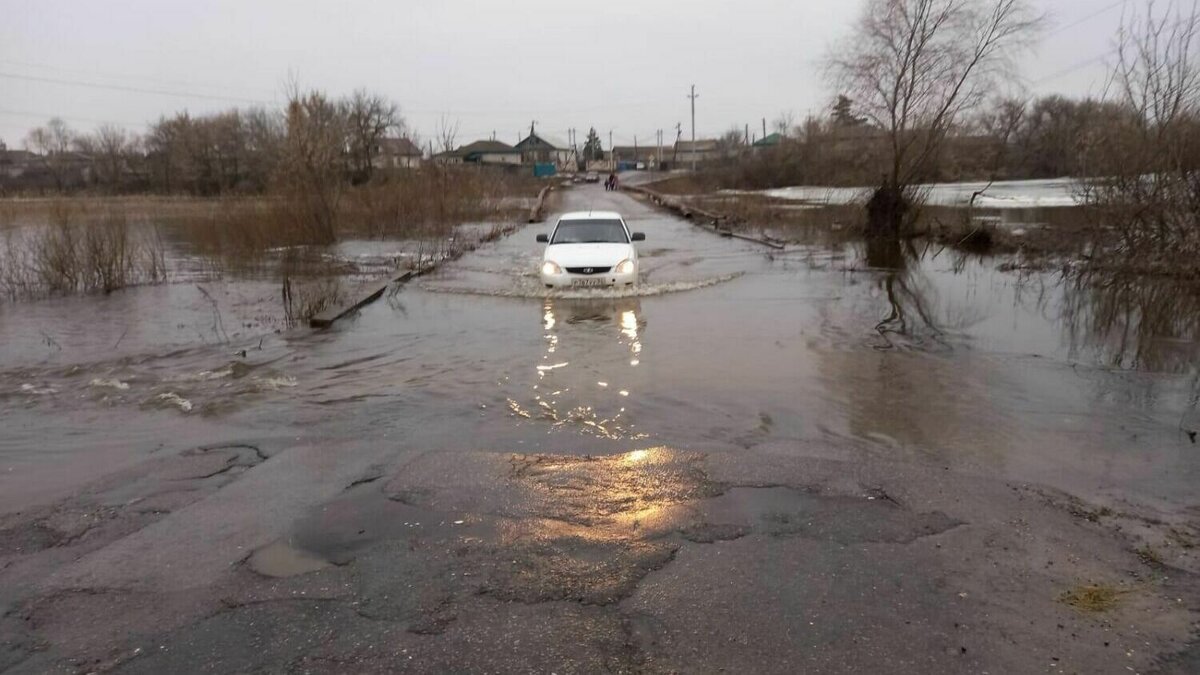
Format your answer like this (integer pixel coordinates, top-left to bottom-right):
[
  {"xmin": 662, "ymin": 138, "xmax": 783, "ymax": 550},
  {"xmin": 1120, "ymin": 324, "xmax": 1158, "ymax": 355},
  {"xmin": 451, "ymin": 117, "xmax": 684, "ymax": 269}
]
[{"xmin": 688, "ymin": 85, "xmax": 699, "ymax": 171}]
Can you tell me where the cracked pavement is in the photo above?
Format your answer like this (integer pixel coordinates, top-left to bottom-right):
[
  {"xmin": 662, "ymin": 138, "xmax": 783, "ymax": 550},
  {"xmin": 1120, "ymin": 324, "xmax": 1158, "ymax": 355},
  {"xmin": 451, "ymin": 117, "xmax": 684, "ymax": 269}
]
[{"xmin": 2, "ymin": 444, "xmax": 1197, "ymax": 673}]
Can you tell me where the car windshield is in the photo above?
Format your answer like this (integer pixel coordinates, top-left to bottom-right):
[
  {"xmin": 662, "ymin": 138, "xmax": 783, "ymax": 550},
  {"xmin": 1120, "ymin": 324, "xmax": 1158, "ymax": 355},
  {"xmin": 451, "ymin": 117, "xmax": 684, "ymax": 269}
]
[{"xmin": 550, "ymin": 219, "xmax": 628, "ymax": 244}]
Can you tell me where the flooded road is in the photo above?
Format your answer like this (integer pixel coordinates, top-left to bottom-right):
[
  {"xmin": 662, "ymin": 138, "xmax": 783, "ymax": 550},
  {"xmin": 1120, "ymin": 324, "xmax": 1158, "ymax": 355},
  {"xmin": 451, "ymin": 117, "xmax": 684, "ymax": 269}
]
[
  {"xmin": 4, "ymin": 185, "xmax": 1196, "ymax": 507},
  {"xmin": 2, "ymin": 184, "xmax": 1199, "ymax": 672}
]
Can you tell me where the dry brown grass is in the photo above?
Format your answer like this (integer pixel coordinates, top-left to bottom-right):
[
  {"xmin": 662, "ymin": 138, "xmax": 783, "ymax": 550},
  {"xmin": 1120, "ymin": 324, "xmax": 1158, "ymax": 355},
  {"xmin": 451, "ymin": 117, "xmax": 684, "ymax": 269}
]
[
  {"xmin": 0, "ymin": 170, "xmax": 542, "ymax": 309},
  {"xmin": 1058, "ymin": 584, "xmax": 1128, "ymax": 612},
  {"xmin": 163, "ymin": 167, "xmax": 537, "ymax": 270},
  {"xmin": 643, "ymin": 173, "xmax": 723, "ymax": 195},
  {"xmin": 340, "ymin": 167, "xmax": 537, "ymax": 239},
  {"xmin": 0, "ymin": 195, "xmax": 240, "ymax": 230}
]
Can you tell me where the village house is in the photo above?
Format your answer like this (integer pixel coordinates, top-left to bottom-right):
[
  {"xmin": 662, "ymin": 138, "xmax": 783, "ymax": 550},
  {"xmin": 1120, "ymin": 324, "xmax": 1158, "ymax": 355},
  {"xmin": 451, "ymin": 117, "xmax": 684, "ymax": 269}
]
[
  {"xmin": 611, "ymin": 145, "xmax": 665, "ymax": 169},
  {"xmin": 752, "ymin": 133, "xmax": 784, "ymax": 151},
  {"xmin": 0, "ymin": 142, "xmax": 37, "ymax": 179},
  {"xmin": 515, "ymin": 132, "xmax": 574, "ymax": 169},
  {"xmin": 452, "ymin": 140, "xmax": 522, "ymax": 165},
  {"xmin": 0, "ymin": 141, "xmax": 93, "ymax": 191},
  {"xmin": 371, "ymin": 137, "xmax": 423, "ymax": 170},
  {"xmin": 672, "ymin": 139, "xmax": 721, "ymax": 166}
]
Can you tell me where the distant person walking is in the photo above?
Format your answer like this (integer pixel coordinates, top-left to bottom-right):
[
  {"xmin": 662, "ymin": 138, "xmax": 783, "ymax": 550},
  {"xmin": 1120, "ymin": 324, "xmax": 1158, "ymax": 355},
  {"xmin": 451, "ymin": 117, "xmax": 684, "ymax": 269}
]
[{"xmin": 608, "ymin": 172, "xmax": 618, "ymax": 192}]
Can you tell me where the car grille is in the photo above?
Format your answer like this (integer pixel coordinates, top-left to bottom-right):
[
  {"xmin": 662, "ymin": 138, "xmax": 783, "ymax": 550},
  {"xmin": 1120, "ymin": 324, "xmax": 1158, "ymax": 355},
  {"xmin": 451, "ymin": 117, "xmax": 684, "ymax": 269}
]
[{"xmin": 565, "ymin": 266, "xmax": 611, "ymax": 275}]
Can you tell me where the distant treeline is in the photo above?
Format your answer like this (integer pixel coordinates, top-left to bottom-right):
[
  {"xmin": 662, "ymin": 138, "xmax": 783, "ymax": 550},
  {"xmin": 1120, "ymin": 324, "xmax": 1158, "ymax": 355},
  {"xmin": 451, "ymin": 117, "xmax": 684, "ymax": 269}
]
[
  {"xmin": 9, "ymin": 88, "xmax": 406, "ymax": 196},
  {"xmin": 714, "ymin": 93, "xmax": 1200, "ymax": 190}
]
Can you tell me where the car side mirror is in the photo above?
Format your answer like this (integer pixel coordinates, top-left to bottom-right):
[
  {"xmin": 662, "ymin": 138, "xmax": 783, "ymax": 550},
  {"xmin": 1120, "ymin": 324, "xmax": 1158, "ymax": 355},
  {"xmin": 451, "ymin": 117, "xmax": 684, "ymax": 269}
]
[
  {"xmin": 536, "ymin": 234, "xmax": 549, "ymax": 243},
  {"xmin": 631, "ymin": 232, "xmax": 646, "ymax": 241}
]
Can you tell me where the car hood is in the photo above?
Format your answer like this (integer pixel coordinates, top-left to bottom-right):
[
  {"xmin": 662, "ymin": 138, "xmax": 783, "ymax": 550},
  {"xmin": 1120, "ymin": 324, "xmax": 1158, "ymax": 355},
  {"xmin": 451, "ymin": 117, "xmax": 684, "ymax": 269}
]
[{"xmin": 544, "ymin": 243, "xmax": 634, "ymax": 267}]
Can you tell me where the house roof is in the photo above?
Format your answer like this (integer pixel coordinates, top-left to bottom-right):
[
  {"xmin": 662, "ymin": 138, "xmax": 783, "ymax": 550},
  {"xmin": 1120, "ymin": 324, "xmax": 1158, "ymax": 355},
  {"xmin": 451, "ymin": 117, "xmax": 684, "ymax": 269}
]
[
  {"xmin": 516, "ymin": 132, "xmax": 568, "ymax": 151},
  {"xmin": 674, "ymin": 140, "xmax": 719, "ymax": 152},
  {"xmin": 378, "ymin": 137, "xmax": 422, "ymax": 156},
  {"xmin": 458, "ymin": 140, "xmax": 518, "ymax": 155},
  {"xmin": 0, "ymin": 149, "xmax": 38, "ymax": 163},
  {"xmin": 611, "ymin": 146, "xmax": 660, "ymax": 160},
  {"xmin": 752, "ymin": 133, "xmax": 784, "ymax": 147}
]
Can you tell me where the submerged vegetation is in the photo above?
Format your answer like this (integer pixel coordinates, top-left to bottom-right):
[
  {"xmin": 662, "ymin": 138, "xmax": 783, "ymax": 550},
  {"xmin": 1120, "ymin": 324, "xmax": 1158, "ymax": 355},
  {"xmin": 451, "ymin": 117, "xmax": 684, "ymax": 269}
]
[
  {"xmin": 0, "ymin": 166, "xmax": 534, "ymax": 306},
  {"xmin": 0, "ymin": 201, "xmax": 166, "ymax": 300}
]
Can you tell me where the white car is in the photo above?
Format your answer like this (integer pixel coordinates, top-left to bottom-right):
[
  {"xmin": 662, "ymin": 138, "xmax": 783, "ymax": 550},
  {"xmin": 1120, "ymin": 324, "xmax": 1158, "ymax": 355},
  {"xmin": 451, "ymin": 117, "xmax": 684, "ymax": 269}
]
[{"xmin": 537, "ymin": 211, "xmax": 645, "ymax": 288}]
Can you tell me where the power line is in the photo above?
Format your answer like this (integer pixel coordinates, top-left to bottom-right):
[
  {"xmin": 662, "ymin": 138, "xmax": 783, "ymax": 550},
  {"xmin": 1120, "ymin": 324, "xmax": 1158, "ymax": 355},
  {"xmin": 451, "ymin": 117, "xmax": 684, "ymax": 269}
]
[
  {"xmin": 0, "ymin": 107, "xmax": 145, "ymax": 129},
  {"xmin": 1, "ymin": 63, "xmax": 667, "ymax": 122},
  {"xmin": 1045, "ymin": 0, "xmax": 1127, "ymax": 39},
  {"xmin": 0, "ymin": 71, "xmax": 273, "ymax": 105},
  {"xmin": 1026, "ymin": 1, "xmax": 1128, "ymax": 87},
  {"xmin": 688, "ymin": 85, "xmax": 699, "ymax": 171},
  {"xmin": 0, "ymin": 58, "xmax": 271, "ymax": 98},
  {"xmin": 1031, "ymin": 52, "xmax": 1111, "ymax": 85}
]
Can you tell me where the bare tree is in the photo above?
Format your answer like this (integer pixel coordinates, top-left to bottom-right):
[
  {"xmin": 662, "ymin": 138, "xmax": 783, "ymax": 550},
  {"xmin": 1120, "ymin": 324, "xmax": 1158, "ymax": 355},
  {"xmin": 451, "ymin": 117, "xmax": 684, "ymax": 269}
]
[
  {"xmin": 717, "ymin": 126, "xmax": 746, "ymax": 158},
  {"xmin": 1082, "ymin": 0, "xmax": 1200, "ymax": 269},
  {"xmin": 974, "ymin": 96, "xmax": 1026, "ymax": 172},
  {"xmin": 435, "ymin": 115, "xmax": 460, "ymax": 154},
  {"xmin": 145, "ymin": 114, "xmax": 182, "ymax": 193},
  {"xmin": 343, "ymin": 89, "xmax": 402, "ymax": 183},
  {"xmin": 827, "ymin": 0, "xmax": 1040, "ymax": 234},
  {"xmin": 23, "ymin": 118, "xmax": 76, "ymax": 191},
  {"xmin": 241, "ymin": 106, "xmax": 285, "ymax": 191},
  {"xmin": 279, "ymin": 86, "xmax": 347, "ymax": 243},
  {"xmin": 773, "ymin": 111, "xmax": 798, "ymax": 136},
  {"xmin": 87, "ymin": 124, "xmax": 136, "ymax": 192}
]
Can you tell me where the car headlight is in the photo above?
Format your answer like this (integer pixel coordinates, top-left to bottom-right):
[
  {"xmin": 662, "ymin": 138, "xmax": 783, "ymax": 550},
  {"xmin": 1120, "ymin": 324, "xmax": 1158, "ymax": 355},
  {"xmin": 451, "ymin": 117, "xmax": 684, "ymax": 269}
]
[
  {"xmin": 542, "ymin": 261, "xmax": 562, "ymax": 275},
  {"xmin": 614, "ymin": 259, "xmax": 636, "ymax": 274}
]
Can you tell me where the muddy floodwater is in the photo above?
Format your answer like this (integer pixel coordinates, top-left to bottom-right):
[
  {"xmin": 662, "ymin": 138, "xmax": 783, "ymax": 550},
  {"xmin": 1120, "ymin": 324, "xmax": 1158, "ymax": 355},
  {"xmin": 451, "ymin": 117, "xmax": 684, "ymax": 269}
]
[{"xmin": 2, "ymin": 184, "xmax": 1198, "ymax": 672}]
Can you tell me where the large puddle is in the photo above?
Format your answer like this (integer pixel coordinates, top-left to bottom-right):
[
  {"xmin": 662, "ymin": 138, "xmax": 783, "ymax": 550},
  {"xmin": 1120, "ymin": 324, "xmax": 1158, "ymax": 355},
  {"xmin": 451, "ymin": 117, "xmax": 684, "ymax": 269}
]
[{"xmin": 1, "ymin": 185, "xmax": 1197, "ymax": 516}]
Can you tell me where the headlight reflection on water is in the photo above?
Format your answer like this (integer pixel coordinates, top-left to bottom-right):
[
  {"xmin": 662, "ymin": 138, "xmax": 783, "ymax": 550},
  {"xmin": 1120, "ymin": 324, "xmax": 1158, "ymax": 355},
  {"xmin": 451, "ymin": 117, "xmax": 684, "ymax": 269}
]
[
  {"xmin": 620, "ymin": 310, "xmax": 642, "ymax": 366},
  {"xmin": 513, "ymin": 299, "xmax": 648, "ymax": 440}
]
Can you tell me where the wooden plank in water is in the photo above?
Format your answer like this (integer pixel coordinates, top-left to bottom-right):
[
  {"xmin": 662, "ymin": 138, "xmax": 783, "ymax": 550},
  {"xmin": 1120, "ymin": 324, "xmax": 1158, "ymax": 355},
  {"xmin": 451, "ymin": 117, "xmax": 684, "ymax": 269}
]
[{"xmin": 309, "ymin": 270, "xmax": 417, "ymax": 329}]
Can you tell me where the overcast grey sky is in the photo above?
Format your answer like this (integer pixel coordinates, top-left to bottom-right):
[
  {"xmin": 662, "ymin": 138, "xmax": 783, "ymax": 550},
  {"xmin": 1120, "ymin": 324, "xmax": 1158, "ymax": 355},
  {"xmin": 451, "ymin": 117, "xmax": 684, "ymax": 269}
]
[{"xmin": 2, "ymin": 0, "xmax": 1129, "ymax": 149}]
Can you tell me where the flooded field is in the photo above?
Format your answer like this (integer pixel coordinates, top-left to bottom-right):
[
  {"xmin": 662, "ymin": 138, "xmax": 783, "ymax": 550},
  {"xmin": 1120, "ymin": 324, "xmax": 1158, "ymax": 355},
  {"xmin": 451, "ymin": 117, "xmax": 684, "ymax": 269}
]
[
  {"xmin": 751, "ymin": 177, "xmax": 1083, "ymax": 209},
  {"xmin": 2, "ymin": 183, "xmax": 1198, "ymax": 672}
]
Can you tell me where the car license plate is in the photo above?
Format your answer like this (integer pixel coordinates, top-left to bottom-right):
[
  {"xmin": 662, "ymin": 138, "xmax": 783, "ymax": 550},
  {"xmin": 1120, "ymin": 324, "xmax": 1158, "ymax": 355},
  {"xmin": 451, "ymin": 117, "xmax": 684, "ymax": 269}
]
[{"xmin": 572, "ymin": 278, "xmax": 606, "ymax": 287}]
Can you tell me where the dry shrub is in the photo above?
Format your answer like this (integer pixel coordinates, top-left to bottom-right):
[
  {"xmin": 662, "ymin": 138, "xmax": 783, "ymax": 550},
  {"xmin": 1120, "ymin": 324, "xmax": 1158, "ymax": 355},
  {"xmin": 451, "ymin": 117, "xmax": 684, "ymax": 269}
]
[
  {"xmin": 30, "ymin": 204, "xmax": 81, "ymax": 293},
  {"xmin": 170, "ymin": 167, "xmax": 535, "ymax": 273},
  {"xmin": 282, "ymin": 275, "xmax": 344, "ymax": 326},
  {"xmin": 669, "ymin": 191, "xmax": 861, "ymax": 245},
  {"xmin": 340, "ymin": 166, "xmax": 534, "ymax": 239},
  {"xmin": 1080, "ymin": 2, "xmax": 1200, "ymax": 276},
  {"xmin": 0, "ymin": 199, "xmax": 167, "ymax": 299},
  {"xmin": 644, "ymin": 173, "xmax": 724, "ymax": 195},
  {"xmin": 279, "ymin": 248, "xmax": 350, "ymax": 326},
  {"xmin": 1058, "ymin": 584, "xmax": 1126, "ymax": 613}
]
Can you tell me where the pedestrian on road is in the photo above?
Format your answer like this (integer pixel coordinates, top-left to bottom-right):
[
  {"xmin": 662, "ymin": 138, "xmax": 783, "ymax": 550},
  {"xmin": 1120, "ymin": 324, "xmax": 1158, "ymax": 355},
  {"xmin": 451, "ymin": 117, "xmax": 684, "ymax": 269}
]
[{"xmin": 610, "ymin": 173, "xmax": 619, "ymax": 191}]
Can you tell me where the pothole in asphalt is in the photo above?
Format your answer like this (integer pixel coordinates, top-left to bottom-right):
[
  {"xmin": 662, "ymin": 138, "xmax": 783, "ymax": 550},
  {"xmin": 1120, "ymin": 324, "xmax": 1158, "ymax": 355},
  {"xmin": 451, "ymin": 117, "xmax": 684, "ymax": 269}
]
[
  {"xmin": 683, "ymin": 486, "xmax": 963, "ymax": 545},
  {"xmin": 246, "ymin": 539, "xmax": 334, "ymax": 578}
]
